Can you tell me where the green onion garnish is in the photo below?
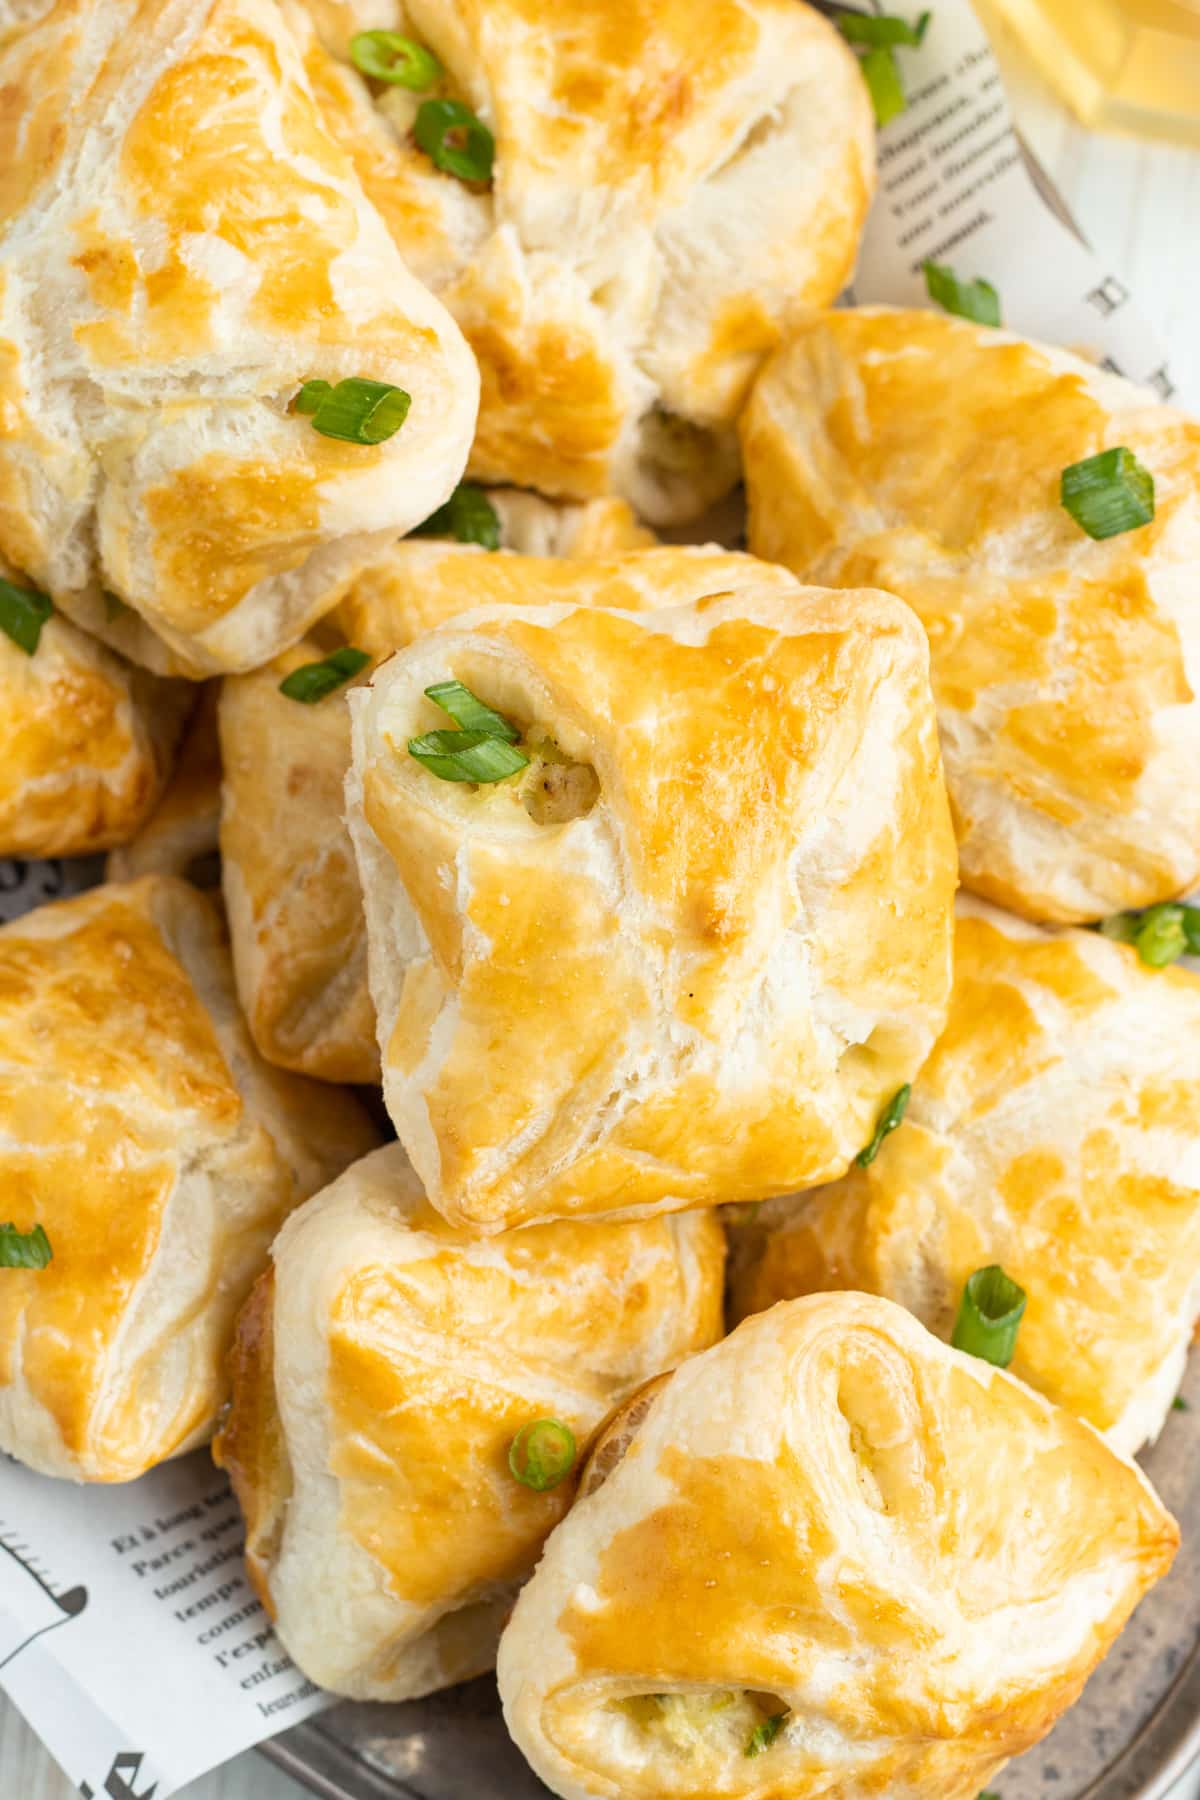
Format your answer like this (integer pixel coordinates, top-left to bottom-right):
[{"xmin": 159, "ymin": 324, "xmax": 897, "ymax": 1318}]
[
  {"xmin": 294, "ymin": 380, "xmax": 331, "ymax": 416},
  {"xmin": 424, "ymin": 679, "xmax": 519, "ymax": 739},
  {"xmin": 1060, "ymin": 447, "xmax": 1155, "ymax": 540},
  {"xmin": 745, "ymin": 1712, "xmax": 788, "ymax": 1757},
  {"xmin": 835, "ymin": 9, "xmax": 930, "ymax": 46},
  {"xmin": 1173, "ymin": 1396, "xmax": 1190, "ymax": 1412},
  {"xmin": 923, "ymin": 259, "xmax": 1001, "ymax": 327},
  {"xmin": 414, "ymin": 98, "xmax": 495, "ymax": 183},
  {"xmin": 860, "ymin": 45, "xmax": 908, "ymax": 125},
  {"xmin": 1099, "ymin": 902, "xmax": 1200, "ymax": 968},
  {"xmin": 508, "ymin": 1418, "xmax": 577, "ymax": 1491},
  {"xmin": 951, "ymin": 1265, "xmax": 1026, "ymax": 1368},
  {"xmin": 0, "ymin": 1223, "xmax": 52, "ymax": 1269},
  {"xmin": 349, "ymin": 30, "xmax": 441, "ymax": 89},
  {"xmin": 0, "ymin": 578, "xmax": 52, "ymax": 655},
  {"xmin": 412, "ymin": 482, "xmax": 501, "ymax": 550},
  {"xmin": 293, "ymin": 377, "xmax": 411, "ymax": 445},
  {"xmin": 856, "ymin": 1083, "xmax": 911, "ymax": 1167},
  {"xmin": 279, "ymin": 646, "xmax": 370, "ymax": 704},
  {"xmin": 407, "ymin": 730, "xmax": 529, "ymax": 783},
  {"xmin": 409, "ymin": 680, "xmax": 527, "ymax": 781}
]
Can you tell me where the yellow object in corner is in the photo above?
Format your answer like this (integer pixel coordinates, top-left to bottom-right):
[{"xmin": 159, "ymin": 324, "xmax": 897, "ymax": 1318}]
[{"xmin": 978, "ymin": 0, "xmax": 1200, "ymax": 144}]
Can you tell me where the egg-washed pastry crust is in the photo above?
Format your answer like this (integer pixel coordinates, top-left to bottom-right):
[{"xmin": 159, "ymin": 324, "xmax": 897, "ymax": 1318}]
[
  {"xmin": 216, "ymin": 1141, "xmax": 725, "ymax": 1699},
  {"xmin": 741, "ymin": 306, "xmax": 1200, "ymax": 922},
  {"xmin": 498, "ymin": 1292, "xmax": 1178, "ymax": 1800},
  {"xmin": 0, "ymin": 874, "xmax": 377, "ymax": 1481},
  {"xmin": 287, "ymin": 0, "xmax": 874, "ymax": 522},
  {"xmin": 0, "ymin": 0, "xmax": 477, "ymax": 676},
  {"xmin": 348, "ymin": 583, "xmax": 956, "ymax": 1230},
  {"xmin": 729, "ymin": 894, "xmax": 1200, "ymax": 1455},
  {"xmin": 219, "ymin": 538, "xmax": 791, "ymax": 1084}
]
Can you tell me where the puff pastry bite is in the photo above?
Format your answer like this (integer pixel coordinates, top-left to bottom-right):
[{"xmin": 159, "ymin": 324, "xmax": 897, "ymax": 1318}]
[
  {"xmin": 740, "ymin": 307, "xmax": 1200, "ymax": 922},
  {"xmin": 106, "ymin": 685, "xmax": 222, "ymax": 884},
  {"xmin": 729, "ymin": 895, "xmax": 1200, "ymax": 1455},
  {"xmin": 497, "ymin": 1292, "xmax": 1179, "ymax": 1800},
  {"xmin": 347, "ymin": 583, "xmax": 956, "ymax": 1231},
  {"xmin": 0, "ymin": 875, "xmax": 377, "ymax": 1482},
  {"xmin": 0, "ymin": 566, "xmax": 190, "ymax": 858},
  {"xmin": 219, "ymin": 540, "xmax": 781, "ymax": 1083},
  {"xmin": 215, "ymin": 1141, "xmax": 725, "ymax": 1700},
  {"xmin": 0, "ymin": 0, "xmax": 477, "ymax": 678},
  {"xmin": 288, "ymin": 0, "xmax": 874, "ymax": 522}
]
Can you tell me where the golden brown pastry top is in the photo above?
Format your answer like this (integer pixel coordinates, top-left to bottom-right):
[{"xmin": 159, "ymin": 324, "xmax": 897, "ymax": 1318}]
[
  {"xmin": 217, "ymin": 1142, "xmax": 726, "ymax": 1699},
  {"xmin": 290, "ymin": 0, "xmax": 874, "ymax": 520},
  {"xmin": 0, "ymin": 0, "xmax": 477, "ymax": 677},
  {"xmin": 216, "ymin": 506, "xmax": 664, "ymax": 1084},
  {"xmin": 0, "ymin": 598, "xmax": 189, "ymax": 857},
  {"xmin": 730, "ymin": 895, "xmax": 1200, "ymax": 1454},
  {"xmin": 350, "ymin": 582, "xmax": 956, "ymax": 1230},
  {"xmin": 0, "ymin": 875, "xmax": 375, "ymax": 1480},
  {"xmin": 497, "ymin": 1292, "xmax": 1178, "ymax": 1800},
  {"xmin": 331, "ymin": 541, "xmax": 794, "ymax": 657},
  {"xmin": 740, "ymin": 307, "xmax": 1200, "ymax": 923}
]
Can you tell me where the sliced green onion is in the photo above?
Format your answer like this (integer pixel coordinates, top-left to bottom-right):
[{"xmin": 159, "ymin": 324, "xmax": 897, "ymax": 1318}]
[
  {"xmin": 279, "ymin": 646, "xmax": 370, "ymax": 704},
  {"xmin": 923, "ymin": 259, "xmax": 1001, "ymax": 326},
  {"xmin": 856, "ymin": 1083, "xmax": 911, "ymax": 1167},
  {"xmin": 424, "ymin": 679, "xmax": 519, "ymax": 740},
  {"xmin": 860, "ymin": 45, "xmax": 907, "ymax": 125},
  {"xmin": 408, "ymin": 729, "xmax": 529, "ymax": 783},
  {"xmin": 508, "ymin": 1418, "xmax": 577, "ymax": 1491},
  {"xmin": 1133, "ymin": 903, "xmax": 1188, "ymax": 967},
  {"xmin": 349, "ymin": 30, "xmax": 441, "ymax": 89},
  {"xmin": 745, "ymin": 1712, "xmax": 788, "ymax": 1757},
  {"xmin": 835, "ymin": 9, "xmax": 930, "ymax": 46},
  {"xmin": 412, "ymin": 482, "xmax": 501, "ymax": 549},
  {"xmin": 0, "ymin": 1223, "xmax": 52, "ymax": 1269},
  {"xmin": 951, "ymin": 1265, "xmax": 1026, "ymax": 1368},
  {"xmin": 0, "ymin": 578, "xmax": 52, "ymax": 655},
  {"xmin": 1173, "ymin": 1396, "xmax": 1190, "ymax": 1412},
  {"xmin": 414, "ymin": 98, "xmax": 495, "ymax": 183},
  {"xmin": 1100, "ymin": 903, "xmax": 1199, "ymax": 967},
  {"xmin": 1060, "ymin": 447, "xmax": 1155, "ymax": 540},
  {"xmin": 293, "ymin": 379, "xmax": 332, "ymax": 416},
  {"xmin": 294, "ymin": 377, "xmax": 411, "ymax": 445}
]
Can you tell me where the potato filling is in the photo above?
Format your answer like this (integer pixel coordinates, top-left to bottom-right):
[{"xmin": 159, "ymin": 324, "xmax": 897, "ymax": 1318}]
[
  {"xmin": 464, "ymin": 723, "xmax": 598, "ymax": 823},
  {"xmin": 616, "ymin": 1688, "xmax": 789, "ymax": 1761}
]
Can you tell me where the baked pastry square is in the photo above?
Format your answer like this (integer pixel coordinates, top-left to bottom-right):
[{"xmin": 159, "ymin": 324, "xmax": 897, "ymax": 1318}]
[
  {"xmin": 0, "ymin": 0, "xmax": 477, "ymax": 677},
  {"xmin": 740, "ymin": 307, "xmax": 1200, "ymax": 922},
  {"xmin": 0, "ymin": 875, "xmax": 377, "ymax": 1482},
  {"xmin": 347, "ymin": 583, "xmax": 956, "ymax": 1229},
  {"xmin": 0, "ymin": 580, "xmax": 190, "ymax": 858},
  {"xmin": 215, "ymin": 1141, "xmax": 724, "ymax": 1699},
  {"xmin": 729, "ymin": 895, "xmax": 1200, "ymax": 1454},
  {"xmin": 498, "ymin": 1292, "xmax": 1178, "ymax": 1800},
  {"xmin": 219, "ymin": 537, "xmax": 787, "ymax": 1083},
  {"xmin": 287, "ymin": 0, "xmax": 874, "ymax": 523}
]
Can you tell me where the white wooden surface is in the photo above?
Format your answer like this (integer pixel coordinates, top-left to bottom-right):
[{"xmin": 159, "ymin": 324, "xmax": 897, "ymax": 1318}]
[{"xmin": 2, "ymin": 27, "xmax": 1199, "ymax": 1800}]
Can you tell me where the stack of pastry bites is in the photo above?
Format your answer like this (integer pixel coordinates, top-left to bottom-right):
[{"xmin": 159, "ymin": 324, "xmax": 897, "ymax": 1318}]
[{"xmin": 0, "ymin": 3, "xmax": 1195, "ymax": 1798}]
